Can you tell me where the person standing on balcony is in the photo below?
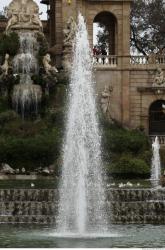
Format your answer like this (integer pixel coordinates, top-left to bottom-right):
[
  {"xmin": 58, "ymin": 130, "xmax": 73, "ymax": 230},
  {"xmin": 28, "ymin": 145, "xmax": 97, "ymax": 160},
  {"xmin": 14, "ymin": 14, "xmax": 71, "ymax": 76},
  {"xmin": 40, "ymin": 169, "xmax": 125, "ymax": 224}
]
[
  {"xmin": 93, "ymin": 46, "xmax": 100, "ymax": 63},
  {"xmin": 101, "ymin": 47, "xmax": 107, "ymax": 64}
]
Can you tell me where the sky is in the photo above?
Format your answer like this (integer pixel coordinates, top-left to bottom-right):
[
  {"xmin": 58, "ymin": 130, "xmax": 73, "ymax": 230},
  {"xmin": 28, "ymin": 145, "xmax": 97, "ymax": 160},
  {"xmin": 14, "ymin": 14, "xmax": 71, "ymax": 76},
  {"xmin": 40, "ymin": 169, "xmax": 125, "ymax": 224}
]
[{"xmin": 0, "ymin": 0, "xmax": 47, "ymax": 19}]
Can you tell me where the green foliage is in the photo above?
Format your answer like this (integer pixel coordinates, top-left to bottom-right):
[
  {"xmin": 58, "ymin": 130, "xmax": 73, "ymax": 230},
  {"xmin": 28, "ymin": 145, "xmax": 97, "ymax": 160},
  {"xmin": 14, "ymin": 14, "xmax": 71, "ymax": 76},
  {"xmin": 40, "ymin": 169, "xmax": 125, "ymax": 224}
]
[
  {"xmin": 46, "ymin": 109, "xmax": 65, "ymax": 129},
  {"xmin": 36, "ymin": 32, "xmax": 48, "ymax": 64},
  {"xmin": 0, "ymin": 129, "xmax": 60, "ymax": 170},
  {"xmin": 0, "ymin": 32, "xmax": 19, "ymax": 56},
  {"xmin": 131, "ymin": 0, "xmax": 165, "ymax": 54},
  {"xmin": 0, "ymin": 97, "xmax": 9, "ymax": 113},
  {"xmin": 106, "ymin": 154, "xmax": 150, "ymax": 177},
  {"xmin": 0, "ymin": 110, "xmax": 18, "ymax": 127},
  {"xmin": 1, "ymin": 119, "xmax": 49, "ymax": 137},
  {"xmin": 102, "ymin": 122, "xmax": 151, "ymax": 178},
  {"xmin": 103, "ymin": 126, "xmax": 150, "ymax": 154}
]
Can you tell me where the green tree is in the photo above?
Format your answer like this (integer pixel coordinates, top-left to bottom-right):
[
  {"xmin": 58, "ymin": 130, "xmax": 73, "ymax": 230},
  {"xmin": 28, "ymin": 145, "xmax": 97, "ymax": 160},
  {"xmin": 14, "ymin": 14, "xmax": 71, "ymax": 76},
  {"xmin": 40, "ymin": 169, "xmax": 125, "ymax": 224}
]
[{"xmin": 131, "ymin": 0, "xmax": 165, "ymax": 55}]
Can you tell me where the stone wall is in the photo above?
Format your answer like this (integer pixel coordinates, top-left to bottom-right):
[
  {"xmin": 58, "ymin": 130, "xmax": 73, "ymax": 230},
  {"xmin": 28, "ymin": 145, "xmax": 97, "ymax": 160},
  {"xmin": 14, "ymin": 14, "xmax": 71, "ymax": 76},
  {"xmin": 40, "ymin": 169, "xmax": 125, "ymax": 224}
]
[
  {"xmin": 95, "ymin": 64, "xmax": 165, "ymax": 132},
  {"xmin": 0, "ymin": 189, "xmax": 57, "ymax": 224},
  {"xmin": 110, "ymin": 188, "xmax": 165, "ymax": 224},
  {"xmin": 0, "ymin": 188, "xmax": 165, "ymax": 224}
]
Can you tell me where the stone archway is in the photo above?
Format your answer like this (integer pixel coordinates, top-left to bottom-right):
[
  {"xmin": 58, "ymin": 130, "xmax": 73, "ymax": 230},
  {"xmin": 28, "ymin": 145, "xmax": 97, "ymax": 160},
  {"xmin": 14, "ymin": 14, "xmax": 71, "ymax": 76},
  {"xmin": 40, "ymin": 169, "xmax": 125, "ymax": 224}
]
[
  {"xmin": 149, "ymin": 100, "xmax": 165, "ymax": 135},
  {"xmin": 93, "ymin": 11, "xmax": 117, "ymax": 55}
]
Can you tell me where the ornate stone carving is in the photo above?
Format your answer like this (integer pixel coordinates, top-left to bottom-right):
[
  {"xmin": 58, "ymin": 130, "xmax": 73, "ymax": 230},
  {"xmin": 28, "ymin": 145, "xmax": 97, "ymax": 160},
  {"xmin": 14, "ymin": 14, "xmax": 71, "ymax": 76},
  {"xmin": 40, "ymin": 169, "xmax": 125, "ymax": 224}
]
[
  {"xmin": 153, "ymin": 67, "xmax": 165, "ymax": 87},
  {"xmin": 6, "ymin": 0, "xmax": 43, "ymax": 32},
  {"xmin": 42, "ymin": 53, "xmax": 58, "ymax": 76},
  {"xmin": 100, "ymin": 85, "xmax": 113, "ymax": 119},
  {"xmin": 0, "ymin": 54, "xmax": 10, "ymax": 76},
  {"xmin": 63, "ymin": 16, "xmax": 77, "ymax": 46}
]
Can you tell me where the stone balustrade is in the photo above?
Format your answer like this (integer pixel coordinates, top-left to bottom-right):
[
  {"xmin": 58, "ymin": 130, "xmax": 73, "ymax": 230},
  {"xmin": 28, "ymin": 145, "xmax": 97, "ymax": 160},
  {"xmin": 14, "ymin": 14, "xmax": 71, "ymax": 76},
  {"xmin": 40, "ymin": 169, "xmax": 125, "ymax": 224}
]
[
  {"xmin": 93, "ymin": 55, "xmax": 165, "ymax": 66},
  {"xmin": 130, "ymin": 55, "xmax": 148, "ymax": 65},
  {"xmin": 150, "ymin": 135, "xmax": 165, "ymax": 145},
  {"xmin": 93, "ymin": 55, "xmax": 117, "ymax": 66}
]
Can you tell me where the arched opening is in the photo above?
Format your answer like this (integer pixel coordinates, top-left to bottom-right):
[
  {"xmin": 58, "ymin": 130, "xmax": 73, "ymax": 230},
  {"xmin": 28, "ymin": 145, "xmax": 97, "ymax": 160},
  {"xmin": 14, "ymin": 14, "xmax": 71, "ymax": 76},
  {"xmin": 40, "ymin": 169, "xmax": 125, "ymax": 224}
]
[
  {"xmin": 93, "ymin": 11, "xmax": 117, "ymax": 56},
  {"xmin": 149, "ymin": 100, "xmax": 165, "ymax": 135}
]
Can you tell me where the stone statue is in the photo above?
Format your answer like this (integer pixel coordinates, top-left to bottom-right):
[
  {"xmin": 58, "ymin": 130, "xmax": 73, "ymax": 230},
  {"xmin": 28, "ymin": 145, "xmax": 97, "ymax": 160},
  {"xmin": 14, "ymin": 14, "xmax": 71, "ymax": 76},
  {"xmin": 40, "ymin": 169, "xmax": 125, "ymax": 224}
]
[
  {"xmin": 0, "ymin": 54, "xmax": 10, "ymax": 76},
  {"xmin": 63, "ymin": 16, "xmax": 77, "ymax": 46},
  {"xmin": 6, "ymin": 0, "xmax": 42, "ymax": 32},
  {"xmin": 6, "ymin": 13, "xmax": 19, "ymax": 32},
  {"xmin": 153, "ymin": 67, "xmax": 165, "ymax": 86},
  {"xmin": 101, "ymin": 85, "xmax": 113, "ymax": 117},
  {"xmin": 42, "ymin": 53, "xmax": 58, "ymax": 76}
]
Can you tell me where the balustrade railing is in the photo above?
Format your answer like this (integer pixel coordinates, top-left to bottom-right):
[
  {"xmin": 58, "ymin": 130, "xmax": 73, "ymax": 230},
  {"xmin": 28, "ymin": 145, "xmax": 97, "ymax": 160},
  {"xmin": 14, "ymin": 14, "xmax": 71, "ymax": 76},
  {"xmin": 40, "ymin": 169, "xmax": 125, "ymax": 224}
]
[
  {"xmin": 93, "ymin": 55, "xmax": 117, "ymax": 66},
  {"xmin": 93, "ymin": 55, "xmax": 165, "ymax": 66},
  {"xmin": 130, "ymin": 55, "xmax": 165, "ymax": 65},
  {"xmin": 150, "ymin": 135, "xmax": 165, "ymax": 145},
  {"xmin": 130, "ymin": 56, "xmax": 148, "ymax": 65}
]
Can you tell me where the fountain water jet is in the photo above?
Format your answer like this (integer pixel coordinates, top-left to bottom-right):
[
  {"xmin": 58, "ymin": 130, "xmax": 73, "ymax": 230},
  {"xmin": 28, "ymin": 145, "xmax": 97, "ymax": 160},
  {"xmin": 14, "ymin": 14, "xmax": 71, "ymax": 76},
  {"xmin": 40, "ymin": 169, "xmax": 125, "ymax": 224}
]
[
  {"xmin": 56, "ymin": 13, "xmax": 108, "ymax": 235},
  {"xmin": 151, "ymin": 136, "xmax": 161, "ymax": 187}
]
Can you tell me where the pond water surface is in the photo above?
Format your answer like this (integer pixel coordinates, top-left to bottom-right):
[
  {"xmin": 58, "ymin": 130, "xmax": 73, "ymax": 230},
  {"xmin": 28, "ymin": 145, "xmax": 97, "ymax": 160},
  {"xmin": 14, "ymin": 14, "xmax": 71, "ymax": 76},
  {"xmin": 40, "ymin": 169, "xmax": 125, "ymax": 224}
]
[{"xmin": 0, "ymin": 224, "xmax": 164, "ymax": 248}]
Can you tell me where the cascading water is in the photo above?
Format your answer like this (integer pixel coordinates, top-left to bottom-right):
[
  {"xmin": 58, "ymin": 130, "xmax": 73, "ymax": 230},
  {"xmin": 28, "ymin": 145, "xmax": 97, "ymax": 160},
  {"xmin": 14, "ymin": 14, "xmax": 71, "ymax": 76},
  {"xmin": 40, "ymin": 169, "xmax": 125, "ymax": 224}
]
[
  {"xmin": 151, "ymin": 136, "xmax": 161, "ymax": 186},
  {"xmin": 12, "ymin": 32, "xmax": 42, "ymax": 118},
  {"xmin": 56, "ymin": 14, "xmax": 108, "ymax": 235}
]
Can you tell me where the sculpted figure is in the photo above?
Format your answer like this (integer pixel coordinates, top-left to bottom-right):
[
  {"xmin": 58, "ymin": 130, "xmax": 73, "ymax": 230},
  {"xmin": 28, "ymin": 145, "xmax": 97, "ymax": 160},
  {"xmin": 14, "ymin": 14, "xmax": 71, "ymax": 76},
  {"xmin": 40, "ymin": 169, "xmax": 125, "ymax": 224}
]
[
  {"xmin": 6, "ymin": 0, "xmax": 42, "ymax": 31},
  {"xmin": 63, "ymin": 16, "xmax": 77, "ymax": 46},
  {"xmin": 31, "ymin": 13, "xmax": 43, "ymax": 31},
  {"xmin": 101, "ymin": 85, "xmax": 113, "ymax": 115},
  {"xmin": 6, "ymin": 13, "xmax": 19, "ymax": 32},
  {"xmin": 31, "ymin": 4, "xmax": 43, "ymax": 31},
  {"xmin": 153, "ymin": 67, "xmax": 165, "ymax": 86},
  {"xmin": 0, "ymin": 54, "xmax": 10, "ymax": 76},
  {"xmin": 43, "ymin": 53, "xmax": 58, "ymax": 76}
]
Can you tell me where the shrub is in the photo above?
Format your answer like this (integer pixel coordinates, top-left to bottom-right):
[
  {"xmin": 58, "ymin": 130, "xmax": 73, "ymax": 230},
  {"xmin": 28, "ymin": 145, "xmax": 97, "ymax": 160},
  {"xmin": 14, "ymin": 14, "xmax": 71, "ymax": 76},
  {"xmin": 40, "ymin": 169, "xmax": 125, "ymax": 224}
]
[
  {"xmin": 46, "ymin": 109, "xmax": 65, "ymax": 129},
  {"xmin": 103, "ymin": 127, "xmax": 150, "ymax": 155},
  {"xmin": 0, "ymin": 97, "xmax": 9, "ymax": 113},
  {"xmin": 106, "ymin": 154, "xmax": 150, "ymax": 178},
  {"xmin": 101, "ymin": 121, "xmax": 152, "ymax": 178},
  {"xmin": 0, "ymin": 32, "xmax": 19, "ymax": 56},
  {"xmin": 0, "ymin": 110, "xmax": 18, "ymax": 126},
  {"xmin": 0, "ymin": 129, "xmax": 60, "ymax": 170}
]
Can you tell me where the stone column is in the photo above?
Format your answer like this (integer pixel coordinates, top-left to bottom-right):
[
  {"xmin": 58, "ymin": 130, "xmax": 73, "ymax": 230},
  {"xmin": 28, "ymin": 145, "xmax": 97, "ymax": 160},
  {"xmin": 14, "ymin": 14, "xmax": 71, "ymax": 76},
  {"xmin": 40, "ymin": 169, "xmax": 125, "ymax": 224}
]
[{"xmin": 62, "ymin": 0, "xmax": 77, "ymax": 72}]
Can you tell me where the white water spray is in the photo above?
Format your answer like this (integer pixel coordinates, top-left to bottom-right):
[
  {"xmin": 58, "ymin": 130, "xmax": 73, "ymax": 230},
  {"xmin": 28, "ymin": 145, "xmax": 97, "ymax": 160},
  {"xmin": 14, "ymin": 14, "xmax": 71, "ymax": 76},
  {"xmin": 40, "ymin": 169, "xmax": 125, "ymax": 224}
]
[
  {"xmin": 151, "ymin": 136, "xmax": 161, "ymax": 185},
  {"xmin": 56, "ymin": 14, "xmax": 108, "ymax": 235},
  {"xmin": 12, "ymin": 32, "xmax": 42, "ymax": 118}
]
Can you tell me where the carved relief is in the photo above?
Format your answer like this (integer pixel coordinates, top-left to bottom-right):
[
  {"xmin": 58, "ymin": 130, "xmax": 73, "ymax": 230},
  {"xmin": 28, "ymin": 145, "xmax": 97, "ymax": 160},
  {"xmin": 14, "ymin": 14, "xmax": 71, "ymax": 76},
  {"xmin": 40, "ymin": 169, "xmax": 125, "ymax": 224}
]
[
  {"xmin": 6, "ymin": 0, "xmax": 43, "ymax": 32},
  {"xmin": 63, "ymin": 16, "xmax": 77, "ymax": 46},
  {"xmin": 153, "ymin": 67, "xmax": 165, "ymax": 87}
]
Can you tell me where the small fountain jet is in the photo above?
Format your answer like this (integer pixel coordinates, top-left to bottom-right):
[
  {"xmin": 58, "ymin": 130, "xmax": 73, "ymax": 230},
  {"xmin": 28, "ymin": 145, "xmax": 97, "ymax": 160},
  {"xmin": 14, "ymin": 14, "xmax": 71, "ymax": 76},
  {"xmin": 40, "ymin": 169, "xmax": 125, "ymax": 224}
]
[{"xmin": 151, "ymin": 136, "xmax": 161, "ymax": 187}]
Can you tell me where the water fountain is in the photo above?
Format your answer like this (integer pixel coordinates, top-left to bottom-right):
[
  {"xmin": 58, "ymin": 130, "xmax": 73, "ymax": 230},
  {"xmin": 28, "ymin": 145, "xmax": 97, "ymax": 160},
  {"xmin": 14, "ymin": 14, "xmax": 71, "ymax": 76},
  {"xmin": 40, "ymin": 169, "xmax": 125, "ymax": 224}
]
[
  {"xmin": 56, "ymin": 13, "xmax": 108, "ymax": 235},
  {"xmin": 151, "ymin": 136, "xmax": 161, "ymax": 187},
  {"xmin": 12, "ymin": 32, "xmax": 42, "ymax": 118},
  {"xmin": 6, "ymin": 0, "xmax": 43, "ymax": 118}
]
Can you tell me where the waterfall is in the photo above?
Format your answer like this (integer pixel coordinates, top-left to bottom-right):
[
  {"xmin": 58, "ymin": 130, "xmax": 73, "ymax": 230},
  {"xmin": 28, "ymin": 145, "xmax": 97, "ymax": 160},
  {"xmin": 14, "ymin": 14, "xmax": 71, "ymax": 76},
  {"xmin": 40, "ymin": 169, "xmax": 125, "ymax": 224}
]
[
  {"xmin": 151, "ymin": 136, "xmax": 161, "ymax": 186},
  {"xmin": 56, "ymin": 13, "xmax": 108, "ymax": 235},
  {"xmin": 12, "ymin": 32, "xmax": 42, "ymax": 118}
]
